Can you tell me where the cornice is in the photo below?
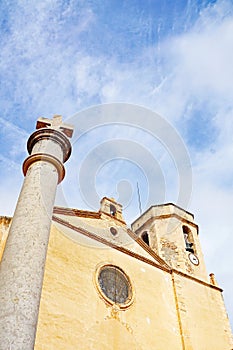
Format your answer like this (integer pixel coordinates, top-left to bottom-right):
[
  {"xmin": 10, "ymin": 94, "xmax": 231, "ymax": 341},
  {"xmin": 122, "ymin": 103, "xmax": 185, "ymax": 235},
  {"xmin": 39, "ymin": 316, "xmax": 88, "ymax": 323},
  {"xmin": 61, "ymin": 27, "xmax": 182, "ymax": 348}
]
[
  {"xmin": 133, "ymin": 213, "xmax": 199, "ymax": 235},
  {"xmin": 53, "ymin": 206, "xmax": 100, "ymax": 219}
]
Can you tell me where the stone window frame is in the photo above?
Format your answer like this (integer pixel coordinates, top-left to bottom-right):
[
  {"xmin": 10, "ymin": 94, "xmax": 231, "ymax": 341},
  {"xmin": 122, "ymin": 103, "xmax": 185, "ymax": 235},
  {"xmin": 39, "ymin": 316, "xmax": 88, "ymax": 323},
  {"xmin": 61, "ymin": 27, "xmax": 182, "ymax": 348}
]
[
  {"xmin": 110, "ymin": 226, "xmax": 118, "ymax": 236},
  {"xmin": 94, "ymin": 263, "xmax": 134, "ymax": 309},
  {"xmin": 182, "ymin": 225, "xmax": 195, "ymax": 254}
]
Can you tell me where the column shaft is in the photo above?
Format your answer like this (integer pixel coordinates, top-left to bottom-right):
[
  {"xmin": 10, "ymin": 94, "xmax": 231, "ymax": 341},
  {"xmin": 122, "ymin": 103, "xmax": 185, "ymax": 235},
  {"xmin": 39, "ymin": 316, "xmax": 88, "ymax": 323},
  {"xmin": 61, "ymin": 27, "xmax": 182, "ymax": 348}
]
[{"xmin": 0, "ymin": 160, "xmax": 58, "ymax": 349}]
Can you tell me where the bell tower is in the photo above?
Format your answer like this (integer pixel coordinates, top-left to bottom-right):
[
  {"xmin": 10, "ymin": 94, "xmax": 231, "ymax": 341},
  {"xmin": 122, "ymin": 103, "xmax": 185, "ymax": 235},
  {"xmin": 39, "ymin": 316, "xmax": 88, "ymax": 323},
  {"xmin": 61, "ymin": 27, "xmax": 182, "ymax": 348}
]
[
  {"xmin": 0, "ymin": 115, "xmax": 74, "ymax": 350},
  {"xmin": 131, "ymin": 203, "xmax": 208, "ymax": 281},
  {"xmin": 99, "ymin": 197, "xmax": 125, "ymax": 223}
]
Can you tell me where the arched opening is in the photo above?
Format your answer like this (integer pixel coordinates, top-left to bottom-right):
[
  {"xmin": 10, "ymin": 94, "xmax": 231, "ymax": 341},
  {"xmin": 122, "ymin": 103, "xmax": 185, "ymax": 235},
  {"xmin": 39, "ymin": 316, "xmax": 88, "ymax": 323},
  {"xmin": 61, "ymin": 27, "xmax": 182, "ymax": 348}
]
[
  {"xmin": 141, "ymin": 231, "xmax": 149, "ymax": 246},
  {"xmin": 110, "ymin": 204, "xmax": 116, "ymax": 216},
  {"xmin": 182, "ymin": 225, "xmax": 194, "ymax": 253}
]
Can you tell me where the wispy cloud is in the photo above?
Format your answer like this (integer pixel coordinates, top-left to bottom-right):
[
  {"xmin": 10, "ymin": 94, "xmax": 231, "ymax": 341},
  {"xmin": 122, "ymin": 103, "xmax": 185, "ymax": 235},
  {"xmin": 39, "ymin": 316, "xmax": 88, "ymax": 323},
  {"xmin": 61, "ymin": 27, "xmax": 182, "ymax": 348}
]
[{"xmin": 0, "ymin": 0, "xmax": 233, "ymax": 328}]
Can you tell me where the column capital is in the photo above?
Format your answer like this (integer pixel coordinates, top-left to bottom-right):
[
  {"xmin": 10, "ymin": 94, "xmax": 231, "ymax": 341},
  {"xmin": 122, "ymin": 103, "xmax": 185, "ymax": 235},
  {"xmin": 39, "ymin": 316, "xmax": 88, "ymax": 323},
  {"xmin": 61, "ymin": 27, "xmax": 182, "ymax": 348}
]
[
  {"xmin": 27, "ymin": 127, "xmax": 72, "ymax": 162},
  {"xmin": 23, "ymin": 115, "xmax": 74, "ymax": 182}
]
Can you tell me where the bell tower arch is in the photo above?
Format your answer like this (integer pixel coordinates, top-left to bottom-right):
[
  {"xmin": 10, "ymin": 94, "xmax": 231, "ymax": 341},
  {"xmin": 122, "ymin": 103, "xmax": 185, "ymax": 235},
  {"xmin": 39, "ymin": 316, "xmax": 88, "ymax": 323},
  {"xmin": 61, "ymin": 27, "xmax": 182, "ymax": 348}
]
[{"xmin": 131, "ymin": 203, "xmax": 208, "ymax": 281}]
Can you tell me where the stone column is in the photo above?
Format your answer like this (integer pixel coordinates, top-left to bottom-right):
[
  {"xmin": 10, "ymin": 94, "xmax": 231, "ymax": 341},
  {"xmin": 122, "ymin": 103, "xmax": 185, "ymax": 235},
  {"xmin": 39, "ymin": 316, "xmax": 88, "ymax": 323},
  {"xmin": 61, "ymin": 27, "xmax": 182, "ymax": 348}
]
[{"xmin": 0, "ymin": 116, "xmax": 74, "ymax": 350}]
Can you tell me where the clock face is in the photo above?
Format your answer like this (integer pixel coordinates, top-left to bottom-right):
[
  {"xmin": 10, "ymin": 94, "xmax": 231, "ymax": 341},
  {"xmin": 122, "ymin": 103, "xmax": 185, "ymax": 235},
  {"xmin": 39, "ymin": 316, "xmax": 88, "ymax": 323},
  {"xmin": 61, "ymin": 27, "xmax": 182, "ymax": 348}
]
[
  {"xmin": 188, "ymin": 253, "xmax": 199, "ymax": 266},
  {"xmin": 97, "ymin": 265, "xmax": 133, "ymax": 307}
]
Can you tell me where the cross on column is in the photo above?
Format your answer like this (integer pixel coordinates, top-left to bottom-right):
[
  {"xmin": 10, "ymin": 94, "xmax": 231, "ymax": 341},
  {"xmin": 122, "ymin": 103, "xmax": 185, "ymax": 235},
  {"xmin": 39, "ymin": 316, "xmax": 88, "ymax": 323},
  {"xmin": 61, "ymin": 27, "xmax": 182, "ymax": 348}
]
[{"xmin": 36, "ymin": 115, "xmax": 74, "ymax": 138}]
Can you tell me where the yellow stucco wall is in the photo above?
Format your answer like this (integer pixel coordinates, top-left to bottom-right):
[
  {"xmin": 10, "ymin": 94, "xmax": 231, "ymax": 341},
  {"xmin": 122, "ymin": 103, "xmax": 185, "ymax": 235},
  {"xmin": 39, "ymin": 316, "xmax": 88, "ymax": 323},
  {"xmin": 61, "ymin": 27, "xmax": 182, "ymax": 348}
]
[
  {"xmin": 174, "ymin": 274, "xmax": 233, "ymax": 349},
  {"xmin": 34, "ymin": 224, "xmax": 183, "ymax": 350},
  {"xmin": 34, "ymin": 222, "xmax": 233, "ymax": 349},
  {"xmin": 0, "ymin": 217, "xmax": 11, "ymax": 262}
]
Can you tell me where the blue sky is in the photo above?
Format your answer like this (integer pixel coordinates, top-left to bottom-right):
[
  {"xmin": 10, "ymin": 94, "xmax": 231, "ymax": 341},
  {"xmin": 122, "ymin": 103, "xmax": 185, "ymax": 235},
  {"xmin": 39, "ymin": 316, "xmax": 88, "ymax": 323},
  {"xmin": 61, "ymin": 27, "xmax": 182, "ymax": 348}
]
[{"xmin": 1, "ymin": 0, "xmax": 233, "ymax": 329}]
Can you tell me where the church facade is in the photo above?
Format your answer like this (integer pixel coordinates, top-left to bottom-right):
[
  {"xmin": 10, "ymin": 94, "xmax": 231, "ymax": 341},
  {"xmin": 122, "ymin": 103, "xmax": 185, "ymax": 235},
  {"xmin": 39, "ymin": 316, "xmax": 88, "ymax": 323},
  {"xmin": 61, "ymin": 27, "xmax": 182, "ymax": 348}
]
[{"xmin": 0, "ymin": 116, "xmax": 232, "ymax": 349}]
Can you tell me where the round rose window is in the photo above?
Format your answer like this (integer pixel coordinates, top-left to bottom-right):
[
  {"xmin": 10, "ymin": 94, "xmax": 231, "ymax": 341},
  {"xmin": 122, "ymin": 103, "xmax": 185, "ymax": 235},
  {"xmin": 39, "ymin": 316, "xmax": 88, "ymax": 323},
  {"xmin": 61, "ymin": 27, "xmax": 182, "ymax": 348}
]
[{"xmin": 97, "ymin": 265, "xmax": 133, "ymax": 307}]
